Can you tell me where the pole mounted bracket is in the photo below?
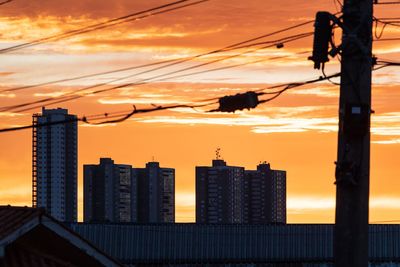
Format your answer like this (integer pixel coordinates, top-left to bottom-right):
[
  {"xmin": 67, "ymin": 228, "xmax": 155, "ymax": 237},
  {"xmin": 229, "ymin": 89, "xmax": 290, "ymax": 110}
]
[{"xmin": 334, "ymin": 160, "xmax": 358, "ymax": 186}]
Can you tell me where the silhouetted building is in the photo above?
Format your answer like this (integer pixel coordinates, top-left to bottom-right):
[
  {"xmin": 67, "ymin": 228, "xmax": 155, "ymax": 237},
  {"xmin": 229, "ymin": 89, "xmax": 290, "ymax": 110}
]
[
  {"xmin": 136, "ymin": 162, "xmax": 175, "ymax": 223},
  {"xmin": 245, "ymin": 163, "xmax": 286, "ymax": 224},
  {"xmin": 32, "ymin": 107, "xmax": 77, "ymax": 222},
  {"xmin": 196, "ymin": 159, "xmax": 245, "ymax": 223},
  {"xmin": 196, "ymin": 159, "xmax": 286, "ymax": 224},
  {"xmin": 83, "ymin": 159, "xmax": 174, "ymax": 223},
  {"xmin": 84, "ymin": 158, "xmax": 137, "ymax": 223}
]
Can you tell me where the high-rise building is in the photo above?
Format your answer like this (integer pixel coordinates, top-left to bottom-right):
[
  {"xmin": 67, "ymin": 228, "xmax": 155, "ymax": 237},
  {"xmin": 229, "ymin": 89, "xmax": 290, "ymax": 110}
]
[
  {"xmin": 83, "ymin": 159, "xmax": 174, "ymax": 223},
  {"xmin": 32, "ymin": 107, "xmax": 77, "ymax": 222},
  {"xmin": 245, "ymin": 163, "xmax": 286, "ymax": 224},
  {"xmin": 196, "ymin": 160, "xmax": 286, "ymax": 224},
  {"xmin": 84, "ymin": 158, "xmax": 136, "ymax": 223},
  {"xmin": 196, "ymin": 159, "xmax": 245, "ymax": 224},
  {"xmin": 136, "ymin": 162, "xmax": 175, "ymax": 223}
]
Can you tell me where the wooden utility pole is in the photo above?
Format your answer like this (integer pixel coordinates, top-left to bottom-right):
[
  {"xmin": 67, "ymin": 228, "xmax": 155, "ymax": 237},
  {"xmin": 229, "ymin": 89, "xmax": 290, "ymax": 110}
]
[{"xmin": 334, "ymin": 0, "xmax": 373, "ymax": 266}]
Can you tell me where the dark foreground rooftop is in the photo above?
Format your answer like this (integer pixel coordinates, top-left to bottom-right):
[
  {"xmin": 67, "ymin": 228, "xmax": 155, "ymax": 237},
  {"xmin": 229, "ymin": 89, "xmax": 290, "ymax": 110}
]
[
  {"xmin": 0, "ymin": 206, "xmax": 122, "ymax": 267},
  {"xmin": 68, "ymin": 223, "xmax": 400, "ymax": 265}
]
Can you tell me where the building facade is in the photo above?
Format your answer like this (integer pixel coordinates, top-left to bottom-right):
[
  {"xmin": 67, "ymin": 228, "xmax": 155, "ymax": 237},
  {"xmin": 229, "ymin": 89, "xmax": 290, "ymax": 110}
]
[
  {"xmin": 84, "ymin": 158, "xmax": 136, "ymax": 223},
  {"xmin": 245, "ymin": 163, "xmax": 286, "ymax": 224},
  {"xmin": 196, "ymin": 159, "xmax": 245, "ymax": 224},
  {"xmin": 32, "ymin": 107, "xmax": 77, "ymax": 222},
  {"xmin": 196, "ymin": 160, "xmax": 286, "ymax": 224},
  {"xmin": 84, "ymin": 159, "xmax": 174, "ymax": 223},
  {"xmin": 136, "ymin": 162, "xmax": 175, "ymax": 223}
]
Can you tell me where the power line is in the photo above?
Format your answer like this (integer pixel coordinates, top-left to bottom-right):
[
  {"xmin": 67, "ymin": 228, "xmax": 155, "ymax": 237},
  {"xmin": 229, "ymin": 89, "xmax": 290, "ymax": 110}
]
[
  {"xmin": 0, "ymin": 60, "xmax": 177, "ymax": 93},
  {"xmin": 9, "ymin": 46, "xmax": 391, "ymax": 134},
  {"xmin": 11, "ymin": 50, "xmax": 311, "ymax": 113},
  {"xmin": 374, "ymin": 0, "xmax": 400, "ymax": 4},
  {"xmin": 1, "ymin": 28, "xmax": 315, "ymax": 94},
  {"xmin": 0, "ymin": 33, "xmax": 313, "ymax": 112},
  {"xmin": 373, "ymin": 17, "xmax": 400, "ymax": 39},
  {"xmin": 9, "ymin": 48, "xmax": 307, "ymax": 113},
  {"xmin": 0, "ymin": 71, "xmax": 343, "ymax": 133},
  {"xmin": 0, "ymin": 0, "xmax": 12, "ymax": 6},
  {"xmin": 0, "ymin": 13, "xmax": 328, "ymax": 118},
  {"xmin": 254, "ymin": 72, "xmax": 342, "ymax": 105},
  {"xmin": 0, "ymin": 101, "xmax": 217, "ymax": 133},
  {"xmin": 374, "ymin": 37, "xmax": 400, "ymax": 41},
  {"xmin": 333, "ymin": 0, "xmax": 344, "ymax": 13},
  {"xmin": 376, "ymin": 17, "xmax": 400, "ymax": 20},
  {"xmin": 376, "ymin": 60, "xmax": 400, "ymax": 66},
  {"xmin": 210, "ymin": 62, "xmax": 393, "ymax": 113},
  {"xmin": 0, "ymin": 0, "xmax": 208, "ymax": 54}
]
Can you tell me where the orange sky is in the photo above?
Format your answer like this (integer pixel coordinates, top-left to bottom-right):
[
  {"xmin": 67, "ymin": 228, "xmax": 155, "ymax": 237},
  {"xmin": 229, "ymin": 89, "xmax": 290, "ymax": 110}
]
[{"xmin": 0, "ymin": 0, "xmax": 400, "ymax": 223}]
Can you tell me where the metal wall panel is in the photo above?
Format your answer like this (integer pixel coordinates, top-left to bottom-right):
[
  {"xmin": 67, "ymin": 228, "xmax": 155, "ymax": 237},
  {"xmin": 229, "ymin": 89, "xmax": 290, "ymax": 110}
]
[{"xmin": 68, "ymin": 223, "xmax": 400, "ymax": 265}]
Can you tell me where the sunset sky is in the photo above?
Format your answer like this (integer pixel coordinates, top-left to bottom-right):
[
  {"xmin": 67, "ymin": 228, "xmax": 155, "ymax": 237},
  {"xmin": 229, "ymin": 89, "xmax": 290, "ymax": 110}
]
[{"xmin": 0, "ymin": 0, "xmax": 399, "ymax": 223}]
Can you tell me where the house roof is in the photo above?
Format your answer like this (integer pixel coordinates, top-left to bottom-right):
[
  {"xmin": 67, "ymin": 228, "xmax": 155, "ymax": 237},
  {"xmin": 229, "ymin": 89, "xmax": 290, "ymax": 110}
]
[
  {"xmin": 0, "ymin": 206, "xmax": 122, "ymax": 267},
  {"xmin": 0, "ymin": 206, "xmax": 44, "ymax": 240}
]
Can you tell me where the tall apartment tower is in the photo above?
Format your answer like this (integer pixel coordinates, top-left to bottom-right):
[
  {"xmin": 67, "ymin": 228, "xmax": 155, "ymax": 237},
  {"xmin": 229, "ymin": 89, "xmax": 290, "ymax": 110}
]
[
  {"xmin": 83, "ymin": 158, "xmax": 137, "ymax": 223},
  {"xmin": 196, "ymin": 159, "xmax": 245, "ymax": 224},
  {"xmin": 196, "ymin": 159, "xmax": 287, "ymax": 224},
  {"xmin": 32, "ymin": 107, "xmax": 77, "ymax": 222},
  {"xmin": 245, "ymin": 163, "xmax": 287, "ymax": 224},
  {"xmin": 136, "ymin": 162, "xmax": 175, "ymax": 223}
]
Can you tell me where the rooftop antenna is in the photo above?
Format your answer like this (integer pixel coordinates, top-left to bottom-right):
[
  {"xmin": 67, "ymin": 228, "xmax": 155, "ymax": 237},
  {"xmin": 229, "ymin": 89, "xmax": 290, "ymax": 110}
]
[{"xmin": 215, "ymin": 148, "xmax": 221, "ymax": 160}]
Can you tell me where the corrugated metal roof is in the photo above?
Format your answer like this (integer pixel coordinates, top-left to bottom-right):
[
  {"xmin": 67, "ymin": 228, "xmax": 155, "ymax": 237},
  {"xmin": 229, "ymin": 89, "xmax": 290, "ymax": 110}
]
[
  {"xmin": 68, "ymin": 223, "xmax": 400, "ymax": 264},
  {"xmin": 0, "ymin": 205, "xmax": 44, "ymax": 240}
]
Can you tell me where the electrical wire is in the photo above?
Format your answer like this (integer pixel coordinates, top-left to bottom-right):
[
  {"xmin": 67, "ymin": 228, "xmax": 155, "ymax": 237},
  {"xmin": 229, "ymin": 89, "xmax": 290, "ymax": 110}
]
[
  {"xmin": 1, "ymin": 27, "xmax": 316, "ymax": 93},
  {"xmin": 12, "ymin": 50, "xmax": 311, "ymax": 113},
  {"xmin": 333, "ymin": 0, "xmax": 343, "ymax": 13},
  {"xmin": 374, "ymin": 18, "xmax": 388, "ymax": 39},
  {"xmin": 255, "ymin": 62, "xmax": 394, "ymax": 105},
  {"xmin": 0, "ymin": 101, "xmax": 218, "ymax": 133},
  {"xmin": 0, "ymin": 71, "xmax": 344, "ymax": 133},
  {"xmin": 374, "ymin": 0, "xmax": 400, "ymax": 4},
  {"xmin": 374, "ymin": 37, "xmax": 400, "ymax": 41},
  {"xmin": 0, "ymin": 59, "xmax": 178, "ymax": 93},
  {"xmin": 0, "ymin": 0, "xmax": 208, "ymax": 54},
  {"xmin": 8, "ymin": 52, "xmax": 393, "ymax": 133},
  {"xmin": 0, "ymin": 0, "xmax": 12, "ymax": 6},
  {"xmin": 376, "ymin": 60, "xmax": 400, "ymax": 66},
  {"xmin": 322, "ymin": 65, "xmax": 341, "ymax": 85},
  {"xmin": 257, "ymin": 72, "xmax": 342, "ymax": 103},
  {"xmin": 373, "ymin": 17, "xmax": 400, "ymax": 40},
  {"xmin": 0, "ymin": 32, "xmax": 314, "ymax": 112},
  {"xmin": 11, "ymin": 49, "xmax": 307, "ymax": 113}
]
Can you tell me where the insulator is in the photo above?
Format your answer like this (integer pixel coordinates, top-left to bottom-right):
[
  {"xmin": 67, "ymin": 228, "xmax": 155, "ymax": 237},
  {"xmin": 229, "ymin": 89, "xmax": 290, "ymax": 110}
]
[
  {"xmin": 218, "ymin": 91, "xmax": 259, "ymax": 113},
  {"xmin": 309, "ymin": 11, "xmax": 332, "ymax": 69}
]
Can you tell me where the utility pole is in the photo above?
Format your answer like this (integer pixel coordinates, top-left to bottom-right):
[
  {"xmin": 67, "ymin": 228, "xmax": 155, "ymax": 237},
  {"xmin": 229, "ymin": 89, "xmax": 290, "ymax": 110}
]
[{"xmin": 334, "ymin": 0, "xmax": 373, "ymax": 266}]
